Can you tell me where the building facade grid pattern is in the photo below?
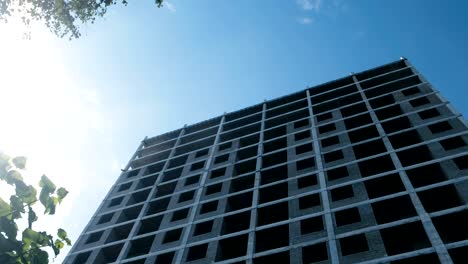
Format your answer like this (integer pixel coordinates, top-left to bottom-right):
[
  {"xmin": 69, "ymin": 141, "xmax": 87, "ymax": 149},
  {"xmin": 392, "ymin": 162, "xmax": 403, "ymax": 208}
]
[{"xmin": 65, "ymin": 59, "xmax": 468, "ymax": 264}]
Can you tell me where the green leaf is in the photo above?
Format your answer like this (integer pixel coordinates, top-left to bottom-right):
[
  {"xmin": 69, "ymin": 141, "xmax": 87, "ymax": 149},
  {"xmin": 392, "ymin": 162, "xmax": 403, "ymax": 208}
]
[
  {"xmin": 31, "ymin": 248, "xmax": 48, "ymax": 264},
  {"xmin": 0, "ymin": 217, "xmax": 17, "ymax": 239},
  {"xmin": 57, "ymin": 228, "xmax": 67, "ymax": 240},
  {"xmin": 5, "ymin": 170, "xmax": 22, "ymax": 185},
  {"xmin": 11, "ymin": 156, "xmax": 26, "ymax": 170},
  {"xmin": 39, "ymin": 175, "xmax": 56, "ymax": 193},
  {"xmin": 15, "ymin": 182, "xmax": 37, "ymax": 204},
  {"xmin": 57, "ymin": 187, "xmax": 68, "ymax": 203},
  {"xmin": 22, "ymin": 228, "xmax": 40, "ymax": 249},
  {"xmin": 54, "ymin": 239, "xmax": 64, "ymax": 251},
  {"xmin": 0, "ymin": 197, "xmax": 11, "ymax": 217},
  {"xmin": 9, "ymin": 196, "xmax": 24, "ymax": 219}
]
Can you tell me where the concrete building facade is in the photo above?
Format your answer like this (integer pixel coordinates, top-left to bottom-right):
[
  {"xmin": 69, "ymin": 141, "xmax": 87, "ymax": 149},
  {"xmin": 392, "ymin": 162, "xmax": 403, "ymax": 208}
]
[{"xmin": 65, "ymin": 59, "xmax": 468, "ymax": 264}]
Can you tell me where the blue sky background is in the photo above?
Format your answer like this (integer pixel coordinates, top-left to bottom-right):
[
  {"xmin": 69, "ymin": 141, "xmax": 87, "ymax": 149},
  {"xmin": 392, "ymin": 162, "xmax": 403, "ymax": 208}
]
[{"xmin": 1, "ymin": 0, "xmax": 468, "ymax": 261}]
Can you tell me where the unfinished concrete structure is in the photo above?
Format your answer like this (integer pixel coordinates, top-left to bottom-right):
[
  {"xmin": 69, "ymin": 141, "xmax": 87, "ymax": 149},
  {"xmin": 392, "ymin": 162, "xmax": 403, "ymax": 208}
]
[{"xmin": 65, "ymin": 58, "xmax": 468, "ymax": 263}]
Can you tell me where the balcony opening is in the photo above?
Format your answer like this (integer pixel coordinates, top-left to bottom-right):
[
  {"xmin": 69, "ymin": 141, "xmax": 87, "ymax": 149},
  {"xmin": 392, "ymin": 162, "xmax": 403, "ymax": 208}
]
[
  {"xmin": 397, "ymin": 145, "xmax": 432, "ymax": 166},
  {"xmin": 97, "ymin": 213, "xmax": 113, "ymax": 224},
  {"xmin": 381, "ymin": 116, "xmax": 412, "ymax": 134},
  {"xmin": 364, "ymin": 173, "xmax": 405, "ymax": 198},
  {"xmin": 348, "ymin": 125, "xmax": 379, "ymax": 144},
  {"xmin": 428, "ymin": 121, "xmax": 452, "ymax": 134},
  {"xmin": 327, "ymin": 166, "xmax": 349, "ymax": 181},
  {"xmin": 263, "ymin": 150, "xmax": 287, "ymax": 168},
  {"xmin": 194, "ymin": 220, "xmax": 214, "ymax": 236},
  {"xmin": 344, "ymin": 113, "xmax": 373, "ymax": 130},
  {"xmin": 300, "ymin": 216, "xmax": 324, "ymax": 234},
  {"xmin": 195, "ymin": 148, "xmax": 209, "ymax": 158},
  {"xmin": 239, "ymin": 133, "xmax": 260, "ymax": 148},
  {"xmin": 186, "ymin": 243, "xmax": 208, "ymax": 261},
  {"xmin": 257, "ymin": 201, "xmax": 288, "ymax": 226},
  {"xmin": 391, "ymin": 253, "xmax": 439, "ymax": 264},
  {"xmin": 324, "ymin": 150, "xmax": 344, "ymax": 163},
  {"xmin": 353, "ymin": 139, "xmax": 387, "ymax": 159},
  {"xmin": 316, "ymin": 112, "xmax": 333, "ymax": 122},
  {"xmin": 190, "ymin": 160, "xmax": 206, "ymax": 171},
  {"xmin": 108, "ymin": 196, "xmax": 123, "ymax": 208},
  {"xmin": 296, "ymin": 157, "xmax": 315, "ymax": 171},
  {"xmin": 136, "ymin": 175, "xmax": 157, "ymax": 190},
  {"xmin": 146, "ymin": 197, "xmax": 170, "ymax": 216},
  {"xmin": 200, "ymin": 201, "xmax": 218, "ymax": 214},
  {"xmin": 171, "ymin": 208, "xmax": 189, "ymax": 221},
  {"xmin": 388, "ymin": 129, "xmax": 422, "ymax": 149},
  {"xmin": 214, "ymin": 154, "xmax": 230, "ymax": 164},
  {"xmin": 236, "ymin": 145, "xmax": 258, "ymax": 161},
  {"xmin": 205, "ymin": 183, "xmax": 222, "ymax": 195},
  {"xmin": 162, "ymin": 228, "xmax": 183, "ymax": 244},
  {"xmin": 226, "ymin": 191, "xmax": 253, "ymax": 212},
  {"xmin": 372, "ymin": 195, "xmax": 416, "ymax": 224},
  {"xmin": 302, "ymin": 242, "xmax": 328, "ymax": 263},
  {"xmin": 440, "ymin": 136, "xmax": 467, "ymax": 151},
  {"xmin": 117, "ymin": 205, "xmax": 143, "ymax": 223},
  {"xmin": 318, "ymin": 123, "xmax": 336, "ymax": 134},
  {"xmin": 375, "ymin": 104, "xmax": 403, "ymax": 121},
  {"xmin": 85, "ymin": 231, "xmax": 103, "ymax": 244},
  {"xmin": 72, "ymin": 252, "xmax": 91, "ymax": 264},
  {"xmin": 255, "ymin": 224, "xmax": 289, "ymax": 252},
  {"xmin": 184, "ymin": 174, "xmax": 201, "ymax": 186},
  {"xmin": 125, "ymin": 235, "xmax": 155, "ymax": 258},
  {"xmin": 219, "ymin": 142, "xmax": 232, "ymax": 151},
  {"xmin": 261, "ymin": 165, "xmax": 288, "ymax": 185},
  {"xmin": 259, "ymin": 182, "xmax": 288, "ymax": 204},
  {"xmin": 401, "ymin": 86, "xmax": 420, "ymax": 96},
  {"xmin": 418, "ymin": 108, "xmax": 440, "ymax": 119},
  {"xmin": 409, "ymin": 96, "xmax": 430, "ymax": 107},
  {"xmin": 137, "ymin": 215, "xmax": 162, "ymax": 235},
  {"xmin": 263, "ymin": 137, "xmax": 287, "ymax": 154},
  {"xmin": 406, "ymin": 163, "xmax": 447, "ymax": 188},
  {"xmin": 295, "ymin": 130, "xmax": 312, "ymax": 140},
  {"xmin": 295, "ymin": 143, "xmax": 313, "ymax": 155},
  {"xmin": 340, "ymin": 102, "xmax": 367, "ymax": 118},
  {"xmin": 221, "ymin": 211, "xmax": 251, "ymax": 235},
  {"xmin": 331, "ymin": 185, "xmax": 354, "ymax": 202},
  {"xmin": 254, "ymin": 251, "xmax": 290, "ymax": 264},
  {"xmin": 297, "ymin": 174, "xmax": 318, "ymax": 189},
  {"xmin": 358, "ymin": 155, "xmax": 395, "ymax": 177},
  {"xmin": 233, "ymin": 159, "xmax": 256, "ymax": 176},
  {"xmin": 96, "ymin": 243, "xmax": 123, "ymax": 263},
  {"xmin": 433, "ymin": 210, "xmax": 468, "ymax": 243},
  {"xmin": 162, "ymin": 167, "xmax": 183, "ymax": 183},
  {"xmin": 155, "ymin": 252, "xmax": 175, "ymax": 264},
  {"xmin": 216, "ymin": 234, "xmax": 249, "ymax": 261},
  {"xmin": 321, "ymin": 135, "xmax": 340, "ymax": 148},
  {"xmin": 335, "ymin": 207, "xmax": 361, "ymax": 226},
  {"xmin": 178, "ymin": 190, "xmax": 195, "ymax": 203},
  {"xmin": 117, "ymin": 182, "xmax": 132, "ymax": 192},
  {"xmin": 454, "ymin": 155, "xmax": 468, "ymax": 170},
  {"xmin": 418, "ymin": 184, "xmax": 463, "ymax": 213},
  {"xmin": 380, "ymin": 221, "xmax": 431, "ymax": 255},
  {"xmin": 230, "ymin": 174, "xmax": 255, "ymax": 193},
  {"xmin": 299, "ymin": 193, "xmax": 321, "ymax": 209},
  {"xmin": 210, "ymin": 167, "xmax": 226, "ymax": 179},
  {"xmin": 127, "ymin": 189, "xmax": 150, "ymax": 206},
  {"xmin": 339, "ymin": 234, "xmax": 369, "ymax": 256},
  {"xmin": 369, "ymin": 94, "xmax": 395, "ymax": 109},
  {"xmin": 264, "ymin": 125, "xmax": 287, "ymax": 141},
  {"xmin": 155, "ymin": 182, "xmax": 177, "ymax": 197},
  {"xmin": 106, "ymin": 223, "xmax": 133, "ymax": 243},
  {"xmin": 294, "ymin": 119, "xmax": 310, "ymax": 129}
]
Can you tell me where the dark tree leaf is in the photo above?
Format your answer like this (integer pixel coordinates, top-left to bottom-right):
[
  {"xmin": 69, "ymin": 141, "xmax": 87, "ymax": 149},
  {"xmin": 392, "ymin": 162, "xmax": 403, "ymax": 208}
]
[
  {"xmin": 57, "ymin": 187, "xmax": 69, "ymax": 203},
  {"xmin": 39, "ymin": 175, "xmax": 56, "ymax": 193},
  {"xmin": 0, "ymin": 217, "xmax": 18, "ymax": 239},
  {"xmin": 27, "ymin": 206, "xmax": 37, "ymax": 229},
  {"xmin": 9, "ymin": 196, "xmax": 24, "ymax": 219}
]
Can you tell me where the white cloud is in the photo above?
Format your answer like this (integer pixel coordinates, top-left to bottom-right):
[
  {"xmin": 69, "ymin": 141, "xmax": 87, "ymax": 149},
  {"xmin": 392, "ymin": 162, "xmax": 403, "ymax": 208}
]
[
  {"xmin": 165, "ymin": 1, "xmax": 176, "ymax": 12},
  {"xmin": 297, "ymin": 0, "xmax": 322, "ymax": 11},
  {"xmin": 298, "ymin": 17, "xmax": 314, "ymax": 24}
]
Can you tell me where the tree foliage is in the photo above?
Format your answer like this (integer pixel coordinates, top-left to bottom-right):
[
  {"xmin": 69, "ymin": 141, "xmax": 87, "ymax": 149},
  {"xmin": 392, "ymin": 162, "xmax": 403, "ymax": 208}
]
[
  {"xmin": 0, "ymin": 0, "xmax": 164, "ymax": 39},
  {"xmin": 0, "ymin": 152, "xmax": 70, "ymax": 263}
]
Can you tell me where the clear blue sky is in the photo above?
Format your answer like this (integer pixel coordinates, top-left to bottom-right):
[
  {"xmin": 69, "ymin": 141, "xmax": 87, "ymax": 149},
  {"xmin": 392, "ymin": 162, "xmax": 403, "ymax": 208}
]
[{"xmin": 1, "ymin": 0, "xmax": 468, "ymax": 261}]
